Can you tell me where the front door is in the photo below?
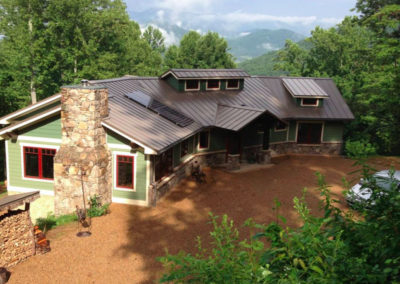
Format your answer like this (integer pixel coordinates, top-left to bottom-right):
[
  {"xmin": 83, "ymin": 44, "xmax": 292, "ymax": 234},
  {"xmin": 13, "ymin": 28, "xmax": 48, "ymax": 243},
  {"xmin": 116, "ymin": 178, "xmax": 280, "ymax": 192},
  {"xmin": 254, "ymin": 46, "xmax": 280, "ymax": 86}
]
[{"xmin": 226, "ymin": 132, "xmax": 241, "ymax": 162}]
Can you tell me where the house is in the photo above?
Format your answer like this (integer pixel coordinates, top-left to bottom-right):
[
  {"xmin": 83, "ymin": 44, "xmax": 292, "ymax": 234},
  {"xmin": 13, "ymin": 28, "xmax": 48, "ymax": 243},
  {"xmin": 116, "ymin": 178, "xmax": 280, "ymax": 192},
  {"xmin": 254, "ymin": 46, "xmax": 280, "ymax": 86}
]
[{"xmin": 0, "ymin": 69, "xmax": 354, "ymax": 215}]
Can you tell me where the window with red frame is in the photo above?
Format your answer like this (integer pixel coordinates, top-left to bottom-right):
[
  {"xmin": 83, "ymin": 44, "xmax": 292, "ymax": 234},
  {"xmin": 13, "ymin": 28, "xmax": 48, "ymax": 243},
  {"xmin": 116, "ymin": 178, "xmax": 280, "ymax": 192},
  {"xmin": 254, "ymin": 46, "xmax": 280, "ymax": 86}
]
[
  {"xmin": 24, "ymin": 147, "xmax": 56, "ymax": 180},
  {"xmin": 117, "ymin": 155, "xmax": 134, "ymax": 189}
]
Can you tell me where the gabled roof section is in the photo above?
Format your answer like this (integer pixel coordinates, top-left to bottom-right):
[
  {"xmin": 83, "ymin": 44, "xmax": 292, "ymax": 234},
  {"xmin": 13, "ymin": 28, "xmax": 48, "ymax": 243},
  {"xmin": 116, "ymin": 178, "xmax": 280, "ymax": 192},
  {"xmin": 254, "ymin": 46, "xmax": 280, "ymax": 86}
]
[
  {"xmin": 214, "ymin": 104, "xmax": 264, "ymax": 131},
  {"xmin": 282, "ymin": 78, "xmax": 329, "ymax": 98},
  {"xmin": 160, "ymin": 69, "xmax": 250, "ymax": 80},
  {"xmin": 0, "ymin": 105, "xmax": 61, "ymax": 139},
  {"xmin": 0, "ymin": 93, "xmax": 61, "ymax": 125}
]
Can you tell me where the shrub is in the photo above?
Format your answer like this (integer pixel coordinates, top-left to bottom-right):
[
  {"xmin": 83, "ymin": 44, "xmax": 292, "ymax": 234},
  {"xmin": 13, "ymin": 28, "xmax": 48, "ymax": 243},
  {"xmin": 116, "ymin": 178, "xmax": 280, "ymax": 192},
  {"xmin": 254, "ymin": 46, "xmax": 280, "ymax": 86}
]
[
  {"xmin": 36, "ymin": 213, "xmax": 77, "ymax": 232},
  {"xmin": 345, "ymin": 140, "xmax": 376, "ymax": 158},
  {"xmin": 87, "ymin": 195, "xmax": 110, "ymax": 217},
  {"xmin": 158, "ymin": 163, "xmax": 400, "ymax": 283}
]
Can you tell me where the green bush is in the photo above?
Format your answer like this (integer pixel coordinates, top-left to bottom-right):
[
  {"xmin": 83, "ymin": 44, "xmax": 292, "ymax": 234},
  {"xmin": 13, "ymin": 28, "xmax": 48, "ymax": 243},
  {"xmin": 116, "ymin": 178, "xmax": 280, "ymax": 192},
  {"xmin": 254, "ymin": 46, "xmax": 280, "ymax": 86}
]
[
  {"xmin": 345, "ymin": 140, "xmax": 376, "ymax": 158},
  {"xmin": 158, "ymin": 162, "xmax": 400, "ymax": 283},
  {"xmin": 87, "ymin": 195, "xmax": 110, "ymax": 217}
]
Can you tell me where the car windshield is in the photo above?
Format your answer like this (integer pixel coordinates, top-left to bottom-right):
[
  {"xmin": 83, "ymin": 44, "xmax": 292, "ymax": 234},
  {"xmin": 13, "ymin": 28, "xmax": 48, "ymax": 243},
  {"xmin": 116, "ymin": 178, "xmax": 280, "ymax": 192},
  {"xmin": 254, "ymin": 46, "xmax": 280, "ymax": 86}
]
[{"xmin": 365, "ymin": 175, "xmax": 400, "ymax": 191}]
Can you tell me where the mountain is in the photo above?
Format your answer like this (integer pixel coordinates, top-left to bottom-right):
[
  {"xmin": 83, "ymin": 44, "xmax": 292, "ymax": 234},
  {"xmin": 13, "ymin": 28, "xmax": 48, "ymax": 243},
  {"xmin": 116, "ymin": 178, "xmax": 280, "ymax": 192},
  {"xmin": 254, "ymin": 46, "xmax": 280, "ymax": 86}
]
[
  {"xmin": 238, "ymin": 39, "xmax": 312, "ymax": 76},
  {"xmin": 238, "ymin": 51, "xmax": 284, "ymax": 76},
  {"xmin": 227, "ymin": 29, "xmax": 305, "ymax": 62}
]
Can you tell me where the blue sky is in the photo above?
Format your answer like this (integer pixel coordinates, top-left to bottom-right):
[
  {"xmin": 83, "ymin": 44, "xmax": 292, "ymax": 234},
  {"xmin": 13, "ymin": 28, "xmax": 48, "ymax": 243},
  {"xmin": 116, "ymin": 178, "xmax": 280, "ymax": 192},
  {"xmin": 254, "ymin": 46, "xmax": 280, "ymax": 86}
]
[{"xmin": 125, "ymin": 0, "xmax": 358, "ymax": 35}]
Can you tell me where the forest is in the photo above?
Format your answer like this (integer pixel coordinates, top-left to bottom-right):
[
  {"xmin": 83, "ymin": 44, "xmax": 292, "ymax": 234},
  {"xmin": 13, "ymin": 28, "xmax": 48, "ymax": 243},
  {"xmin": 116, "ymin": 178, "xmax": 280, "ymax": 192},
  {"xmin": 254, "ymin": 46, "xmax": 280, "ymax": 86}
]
[{"xmin": 0, "ymin": 0, "xmax": 399, "ymax": 180}]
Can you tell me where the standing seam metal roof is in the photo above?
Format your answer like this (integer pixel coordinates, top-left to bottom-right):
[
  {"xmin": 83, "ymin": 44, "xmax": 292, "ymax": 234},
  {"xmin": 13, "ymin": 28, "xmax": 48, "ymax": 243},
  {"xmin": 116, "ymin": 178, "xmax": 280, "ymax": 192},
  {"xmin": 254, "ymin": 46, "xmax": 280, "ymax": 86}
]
[
  {"xmin": 161, "ymin": 69, "xmax": 250, "ymax": 79},
  {"xmin": 282, "ymin": 78, "xmax": 330, "ymax": 98}
]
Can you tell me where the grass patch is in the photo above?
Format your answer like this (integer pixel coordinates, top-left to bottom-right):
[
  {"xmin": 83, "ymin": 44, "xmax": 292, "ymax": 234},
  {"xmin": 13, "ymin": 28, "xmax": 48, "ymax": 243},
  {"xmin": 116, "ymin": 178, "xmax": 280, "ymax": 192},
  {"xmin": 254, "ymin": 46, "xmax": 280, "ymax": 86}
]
[{"xmin": 36, "ymin": 213, "xmax": 78, "ymax": 232}]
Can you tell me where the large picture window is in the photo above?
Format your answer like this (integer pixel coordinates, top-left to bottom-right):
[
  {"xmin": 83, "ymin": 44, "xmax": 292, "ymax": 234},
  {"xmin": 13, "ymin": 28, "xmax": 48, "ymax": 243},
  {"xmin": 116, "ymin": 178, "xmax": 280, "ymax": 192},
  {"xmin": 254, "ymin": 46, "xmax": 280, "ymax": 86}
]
[
  {"xmin": 116, "ymin": 155, "xmax": 135, "ymax": 189},
  {"xmin": 297, "ymin": 123, "xmax": 323, "ymax": 144},
  {"xmin": 23, "ymin": 147, "xmax": 56, "ymax": 180}
]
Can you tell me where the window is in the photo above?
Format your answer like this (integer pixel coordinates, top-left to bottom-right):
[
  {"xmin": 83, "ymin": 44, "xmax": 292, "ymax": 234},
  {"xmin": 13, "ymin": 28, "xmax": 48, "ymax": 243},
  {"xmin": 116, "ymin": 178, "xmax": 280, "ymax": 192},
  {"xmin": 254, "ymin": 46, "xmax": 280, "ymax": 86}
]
[
  {"xmin": 116, "ymin": 155, "xmax": 134, "ymax": 189},
  {"xmin": 185, "ymin": 80, "xmax": 200, "ymax": 91},
  {"xmin": 226, "ymin": 79, "xmax": 239, "ymax": 89},
  {"xmin": 301, "ymin": 98, "xmax": 319, "ymax": 106},
  {"xmin": 181, "ymin": 139, "xmax": 189, "ymax": 158},
  {"xmin": 297, "ymin": 123, "xmax": 323, "ymax": 144},
  {"xmin": 23, "ymin": 147, "xmax": 56, "ymax": 180},
  {"xmin": 199, "ymin": 131, "xmax": 210, "ymax": 149},
  {"xmin": 274, "ymin": 121, "xmax": 287, "ymax": 131},
  {"xmin": 207, "ymin": 80, "xmax": 220, "ymax": 90}
]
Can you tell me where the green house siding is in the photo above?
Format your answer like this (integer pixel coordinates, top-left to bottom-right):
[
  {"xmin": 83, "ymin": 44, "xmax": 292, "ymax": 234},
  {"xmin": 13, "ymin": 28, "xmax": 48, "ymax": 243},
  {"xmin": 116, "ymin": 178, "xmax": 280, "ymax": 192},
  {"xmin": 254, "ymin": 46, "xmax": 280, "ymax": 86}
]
[
  {"xmin": 106, "ymin": 129, "xmax": 130, "ymax": 145},
  {"xmin": 241, "ymin": 122, "xmax": 261, "ymax": 147},
  {"xmin": 7, "ymin": 139, "xmax": 58, "ymax": 192},
  {"xmin": 20, "ymin": 115, "xmax": 61, "ymax": 139},
  {"xmin": 270, "ymin": 128, "xmax": 288, "ymax": 143},
  {"xmin": 111, "ymin": 149, "xmax": 147, "ymax": 201},
  {"xmin": 323, "ymin": 122, "xmax": 343, "ymax": 142},
  {"xmin": 209, "ymin": 128, "xmax": 227, "ymax": 151},
  {"xmin": 288, "ymin": 121, "xmax": 297, "ymax": 141},
  {"xmin": 166, "ymin": 75, "xmax": 185, "ymax": 91}
]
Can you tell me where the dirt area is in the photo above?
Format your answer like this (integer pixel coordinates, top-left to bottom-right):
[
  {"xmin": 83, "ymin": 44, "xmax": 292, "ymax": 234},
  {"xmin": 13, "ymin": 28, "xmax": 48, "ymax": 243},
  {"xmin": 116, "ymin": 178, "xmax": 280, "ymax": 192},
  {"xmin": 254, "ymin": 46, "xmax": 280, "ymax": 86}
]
[{"xmin": 7, "ymin": 155, "xmax": 400, "ymax": 284}]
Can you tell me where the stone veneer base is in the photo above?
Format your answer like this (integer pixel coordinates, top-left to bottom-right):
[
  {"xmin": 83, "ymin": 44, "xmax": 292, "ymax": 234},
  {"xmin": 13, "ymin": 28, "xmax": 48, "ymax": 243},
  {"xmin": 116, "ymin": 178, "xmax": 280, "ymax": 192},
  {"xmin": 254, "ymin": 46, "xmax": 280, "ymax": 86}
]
[{"xmin": 269, "ymin": 142, "xmax": 343, "ymax": 156}]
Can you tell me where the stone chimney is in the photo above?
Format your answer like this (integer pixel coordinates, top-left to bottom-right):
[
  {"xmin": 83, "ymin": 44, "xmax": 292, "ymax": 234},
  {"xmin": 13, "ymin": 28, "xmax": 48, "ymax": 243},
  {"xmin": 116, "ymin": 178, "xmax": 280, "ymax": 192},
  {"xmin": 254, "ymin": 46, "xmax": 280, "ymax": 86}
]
[{"xmin": 54, "ymin": 83, "xmax": 112, "ymax": 216}]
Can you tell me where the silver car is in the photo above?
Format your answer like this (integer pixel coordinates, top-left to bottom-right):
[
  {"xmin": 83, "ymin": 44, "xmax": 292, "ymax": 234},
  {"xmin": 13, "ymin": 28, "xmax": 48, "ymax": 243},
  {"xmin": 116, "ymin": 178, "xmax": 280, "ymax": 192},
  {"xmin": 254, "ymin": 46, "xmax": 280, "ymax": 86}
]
[{"xmin": 346, "ymin": 170, "xmax": 400, "ymax": 205}]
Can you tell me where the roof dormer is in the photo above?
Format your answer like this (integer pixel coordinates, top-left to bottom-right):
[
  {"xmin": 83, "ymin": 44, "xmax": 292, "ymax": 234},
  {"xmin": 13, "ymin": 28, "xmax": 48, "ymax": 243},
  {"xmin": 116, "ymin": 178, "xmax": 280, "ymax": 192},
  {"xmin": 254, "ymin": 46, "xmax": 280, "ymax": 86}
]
[
  {"xmin": 160, "ymin": 69, "xmax": 250, "ymax": 92},
  {"xmin": 282, "ymin": 78, "xmax": 329, "ymax": 108}
]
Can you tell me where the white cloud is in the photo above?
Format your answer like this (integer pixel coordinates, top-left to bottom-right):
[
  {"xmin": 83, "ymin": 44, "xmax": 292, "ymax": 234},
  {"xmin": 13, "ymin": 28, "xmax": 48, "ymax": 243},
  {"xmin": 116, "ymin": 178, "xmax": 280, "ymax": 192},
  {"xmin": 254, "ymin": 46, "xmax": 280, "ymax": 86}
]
[
  {"xmin": 259, "ymin": 43, "xmax": 278, "ymax": 50},
  {"xmin": 215, "ymin": 11, "xmax": 318, "ymax": 25},
  {"xmin": 176, "ymin": 21, "xmax": 182, "ymax": 27},
  {"xmin": 156, "ymin": 10, "xmax": 165, "ymax": 22},
  {"xmin": 239, "ymin": 32, "xmax": 251, "ymax": 37}
]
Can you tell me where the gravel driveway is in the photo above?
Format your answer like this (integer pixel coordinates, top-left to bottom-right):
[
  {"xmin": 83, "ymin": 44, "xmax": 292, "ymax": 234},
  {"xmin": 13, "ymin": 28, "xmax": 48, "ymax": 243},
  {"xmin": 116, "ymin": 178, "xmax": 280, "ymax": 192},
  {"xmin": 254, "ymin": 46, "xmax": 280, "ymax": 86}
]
[{"xmin": 7, "ymin": 155, "xmax": 400, "ymax": 283}]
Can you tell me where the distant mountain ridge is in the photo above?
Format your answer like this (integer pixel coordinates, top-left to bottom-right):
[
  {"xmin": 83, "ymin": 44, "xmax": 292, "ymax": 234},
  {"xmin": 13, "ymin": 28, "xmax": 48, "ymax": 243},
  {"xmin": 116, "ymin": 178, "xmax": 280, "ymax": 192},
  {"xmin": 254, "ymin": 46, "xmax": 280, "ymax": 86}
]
[{"xmin": 227, "ymin": 29, "xmax": 305, "ymax": 62}]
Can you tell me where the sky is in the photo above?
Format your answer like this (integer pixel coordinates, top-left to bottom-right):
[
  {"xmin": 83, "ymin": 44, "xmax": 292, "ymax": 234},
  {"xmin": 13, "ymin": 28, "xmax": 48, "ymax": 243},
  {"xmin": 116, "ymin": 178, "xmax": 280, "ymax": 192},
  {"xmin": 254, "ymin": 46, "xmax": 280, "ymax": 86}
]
[{"xmin": 124, "ymin": 0, "xmax": 358, "ymax": 36}]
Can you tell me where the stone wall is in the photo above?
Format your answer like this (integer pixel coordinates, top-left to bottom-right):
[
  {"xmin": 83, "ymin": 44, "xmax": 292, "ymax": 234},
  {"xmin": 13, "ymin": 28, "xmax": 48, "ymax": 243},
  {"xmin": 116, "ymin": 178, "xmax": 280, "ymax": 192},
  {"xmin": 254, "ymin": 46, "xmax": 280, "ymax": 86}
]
[
  {"xmin": 149, "ymin": 151, "xmax": 226, "ymax": 206},
  {"xmin": 0, "ymin": 209, "xmax": 35, "ymax": 268},
  {"xmin": 54, "ymin": 86, "xmax": 112, "ymax": 216},
  {"xmin": 269, "ymin": 142, "xmax": 343, "ymax": 156}
]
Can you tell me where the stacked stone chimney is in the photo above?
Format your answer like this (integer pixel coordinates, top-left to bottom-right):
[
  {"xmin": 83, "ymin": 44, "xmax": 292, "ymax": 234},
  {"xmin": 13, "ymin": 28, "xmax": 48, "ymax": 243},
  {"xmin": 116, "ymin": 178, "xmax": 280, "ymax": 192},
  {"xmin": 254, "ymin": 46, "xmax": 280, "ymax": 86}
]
[{"xmin": 54, "ymin": 84, "xmax": 112, "ymax": 216}]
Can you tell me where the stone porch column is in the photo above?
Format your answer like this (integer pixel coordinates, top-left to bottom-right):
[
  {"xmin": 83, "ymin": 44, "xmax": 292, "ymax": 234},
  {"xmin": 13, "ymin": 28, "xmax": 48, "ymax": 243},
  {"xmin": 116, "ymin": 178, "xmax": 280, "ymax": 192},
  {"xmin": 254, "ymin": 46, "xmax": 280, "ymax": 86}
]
[{"xmin": 53, "ymin": 84, "xmax": 112, "ymax": 216}]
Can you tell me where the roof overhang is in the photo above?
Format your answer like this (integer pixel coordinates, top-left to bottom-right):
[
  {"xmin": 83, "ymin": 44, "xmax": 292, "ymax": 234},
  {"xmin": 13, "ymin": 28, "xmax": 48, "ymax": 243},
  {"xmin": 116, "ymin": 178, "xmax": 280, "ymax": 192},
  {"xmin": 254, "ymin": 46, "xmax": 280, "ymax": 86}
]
[
  {"xmin": 0, "ymin": 94, "xmax": 61, "ymax": 125},
  {"xmin": 0, "ymin": 106, "xmax": 61, "ymax": 138},
  {"xmin": 101, "ymin": 121, "xmax": 157, "ymax": 155}
]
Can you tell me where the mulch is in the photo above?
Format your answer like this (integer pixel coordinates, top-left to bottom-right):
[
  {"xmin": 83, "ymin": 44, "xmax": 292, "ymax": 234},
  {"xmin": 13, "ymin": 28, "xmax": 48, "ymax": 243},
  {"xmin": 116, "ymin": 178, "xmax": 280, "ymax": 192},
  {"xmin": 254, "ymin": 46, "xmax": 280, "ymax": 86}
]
[{"xmin": 7, "ymin": 155, "xmax": 400, "ymax": 284}]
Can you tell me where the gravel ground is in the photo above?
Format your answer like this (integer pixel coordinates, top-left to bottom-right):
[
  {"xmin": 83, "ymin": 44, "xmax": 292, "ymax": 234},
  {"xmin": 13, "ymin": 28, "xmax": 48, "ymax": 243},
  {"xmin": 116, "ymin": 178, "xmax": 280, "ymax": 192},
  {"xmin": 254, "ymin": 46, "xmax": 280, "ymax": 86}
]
[{"xmin": 7, "ymin": 155, "xmax": 400, "ymax": 284}]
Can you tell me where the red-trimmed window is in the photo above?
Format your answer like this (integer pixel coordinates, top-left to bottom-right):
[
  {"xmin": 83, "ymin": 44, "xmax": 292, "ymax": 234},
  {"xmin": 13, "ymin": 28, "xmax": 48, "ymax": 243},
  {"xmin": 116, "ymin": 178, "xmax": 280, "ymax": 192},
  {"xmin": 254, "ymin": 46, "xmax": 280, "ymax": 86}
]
[
  {"xmin": 117, "ymin": 155, "xmax": 134, "ymax": 189},
  {"xmin": 226, "ymin": 79, "xmax": 239, "ymax": 89},
  {"xmin": 24, "ymin": 147, "xmax": 56, "ymax": 180},
  {"xmin": 207, "ymin": 80, "xmax": 220, "ymax": 90},
  {"xmin": 297, "ymin": 123, "xmax": 323, "ymax": 144}
]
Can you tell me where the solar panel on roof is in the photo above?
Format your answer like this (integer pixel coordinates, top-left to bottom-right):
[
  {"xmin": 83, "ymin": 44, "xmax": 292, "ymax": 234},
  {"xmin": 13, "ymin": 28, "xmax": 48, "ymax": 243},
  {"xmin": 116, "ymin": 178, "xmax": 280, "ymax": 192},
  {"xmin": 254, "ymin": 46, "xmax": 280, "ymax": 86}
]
[{"xmin": 126, "ymin": 91, "xmax": 194, "ymax": 127}]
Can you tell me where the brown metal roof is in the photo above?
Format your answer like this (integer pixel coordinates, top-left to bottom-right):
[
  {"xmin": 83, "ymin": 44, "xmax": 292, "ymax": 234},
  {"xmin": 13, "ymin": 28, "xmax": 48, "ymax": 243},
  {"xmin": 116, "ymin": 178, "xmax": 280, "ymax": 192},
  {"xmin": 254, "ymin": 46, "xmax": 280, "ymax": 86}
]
[
  {"xmin": 0, "ymin": 191, "xmax": 40, "ymax": 212},
  {"xmin": 160, "ymin": 69, "xmax": 250, "ymax": 79},
  {"xmin": 0, "ymin": 73, "xmax": 353, "ymax": 154},
  {"xmin": 282, "ymin": 78, "xmax": 330, "ymax": 98},
  {"xmin": 214, "ymin": 105, "xmax": 264, "ymax": 131}
]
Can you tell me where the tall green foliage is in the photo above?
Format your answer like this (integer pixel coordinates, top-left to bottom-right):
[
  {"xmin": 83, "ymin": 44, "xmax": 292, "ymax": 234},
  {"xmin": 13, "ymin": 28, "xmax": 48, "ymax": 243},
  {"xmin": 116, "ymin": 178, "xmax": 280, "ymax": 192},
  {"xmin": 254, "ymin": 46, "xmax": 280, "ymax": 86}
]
[
  {"xmin": 164, "ymin": 31, "xmax": 236, "ymax": 70},
  {"xmin": 275, "ymin": 5, "xmax": 400, "ymax": 154},
  {"xmin": 0, "ymin": 0, "xmax": 162, "ymax": 116},
  {"xmin": 159, "ymin": 165, "xmax": 400, "ymax": 283}
]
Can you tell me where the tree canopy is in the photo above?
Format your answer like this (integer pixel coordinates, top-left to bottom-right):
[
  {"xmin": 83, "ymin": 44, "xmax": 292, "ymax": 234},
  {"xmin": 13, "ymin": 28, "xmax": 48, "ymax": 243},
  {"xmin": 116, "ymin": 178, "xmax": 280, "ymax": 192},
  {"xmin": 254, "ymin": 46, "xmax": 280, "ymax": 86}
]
[
  {"xmin": 275, "ymin": 5, "xmax": 400, "ymax": 154},
  {"xmin": 164, "ymin": 31, "xmax": 236, "ymax": 70}
]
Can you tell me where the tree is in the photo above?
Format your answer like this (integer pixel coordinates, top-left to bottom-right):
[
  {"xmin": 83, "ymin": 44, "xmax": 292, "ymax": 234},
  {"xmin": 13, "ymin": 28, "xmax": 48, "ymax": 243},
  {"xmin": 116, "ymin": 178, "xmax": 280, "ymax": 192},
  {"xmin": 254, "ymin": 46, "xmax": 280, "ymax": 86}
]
[
  {"xmin": 0, "ymin": 0, "xmax": 163, "ymax": 113},
  {"xmin": 274, "ymin": 13, "xmax": 400, "ymax": 154},
  {"xmin": 164, "ymin": 31, "xmax": 236, "ymax": 69},
  {"xmin": 143, "ymin": 25, "xmax": 166, "ymax": 54}
]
